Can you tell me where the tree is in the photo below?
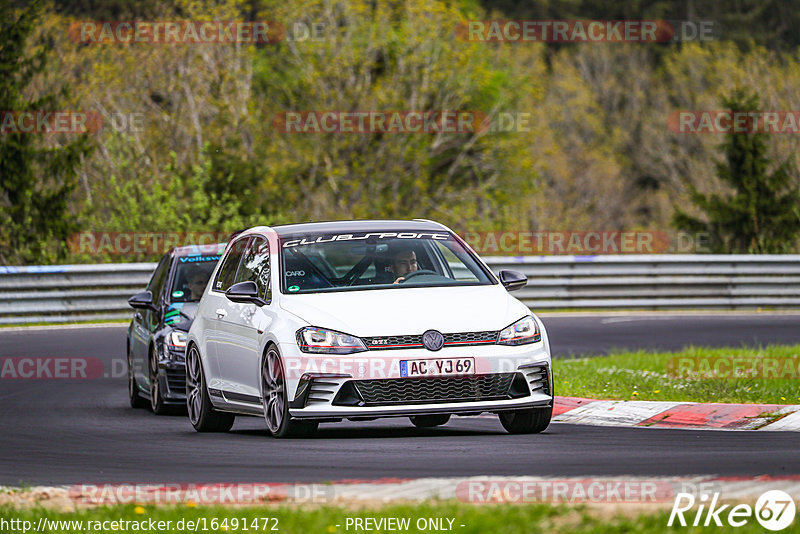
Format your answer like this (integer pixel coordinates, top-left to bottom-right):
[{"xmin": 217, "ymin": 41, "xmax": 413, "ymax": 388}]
[
  {"xmin": 673, "ymin": 89, "xmax": 800, "ymax": 253},
  {"xmin": 0, "ymin": 1, "xmax": 93, "ymax": 264},
  {"xmin": 481, "ymin": 0, "xmax": 800, "ymax": 52},
  {"xmin": 251, "ymin": 0, "xmax": 540, "ymax": 230}
]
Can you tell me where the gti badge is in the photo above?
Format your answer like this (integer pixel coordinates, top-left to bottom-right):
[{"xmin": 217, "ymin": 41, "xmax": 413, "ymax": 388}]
[{"xmin": 422, "ymin": 329, "xmax": 444, "ymax": 351}]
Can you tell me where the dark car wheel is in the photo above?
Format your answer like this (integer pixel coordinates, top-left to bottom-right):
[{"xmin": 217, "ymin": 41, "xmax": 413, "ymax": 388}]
[
  {"xmin": 128, "ymin": 348, "xmax": 148, "ymax": 409},
  {"xmin": 186, "ymin": 345, "xmax": 235, "ymax": 432},
  {"xmin": 410, "ymin": 414, "xmax": 451, "ymax": 428},
  {"xmin": 262, "ymin": 346, "xmax": 317, "ymax": 438},
  {"xmin": 149, "ymin": 345, "xmax": 171, "ymax": 415},
  {"xmin": 499, "ymin": 406, "xmax": 552, "ymax": 434}
]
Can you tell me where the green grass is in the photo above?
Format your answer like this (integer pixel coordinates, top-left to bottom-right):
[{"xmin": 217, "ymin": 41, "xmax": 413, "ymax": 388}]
[
  {"xmin": 555, "ymin": 344, "xmax": 800, "ymax": 404},
  {"xmin": 0, "ymin": 502, "xmax": 786, "ymax": 534}
]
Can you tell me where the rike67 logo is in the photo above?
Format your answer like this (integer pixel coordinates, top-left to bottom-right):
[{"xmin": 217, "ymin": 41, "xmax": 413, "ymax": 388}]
[{"xmin": 669, "ymin": 490, "xmax": 796, "ymax": 531}]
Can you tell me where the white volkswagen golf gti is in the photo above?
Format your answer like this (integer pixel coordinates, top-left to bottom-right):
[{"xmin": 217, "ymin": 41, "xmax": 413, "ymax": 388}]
[{"xmin": 185, "ymin": 220, "xmax": 553, "ymax": 437}]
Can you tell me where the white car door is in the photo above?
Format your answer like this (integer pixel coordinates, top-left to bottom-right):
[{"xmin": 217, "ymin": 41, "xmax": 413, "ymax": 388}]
[
  {"xmin": 203, "ymin": 236, "xmax": 250, "ymax": 391},
  {"xmin": 215, "ymin": 236, "xmax": 274, "ymax": 402}
]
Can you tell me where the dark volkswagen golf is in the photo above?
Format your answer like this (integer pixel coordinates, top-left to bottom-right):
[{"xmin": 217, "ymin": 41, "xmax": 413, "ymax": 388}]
[{"xmin": 126, "ymin": 244, "xmax": 224, "ymax": 414}]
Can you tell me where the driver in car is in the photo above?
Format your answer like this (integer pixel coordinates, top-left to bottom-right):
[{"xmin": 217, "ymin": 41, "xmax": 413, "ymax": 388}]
[
  {"xmin": 391, "ymin": 247, "xmax": 419, "ymax": 284},
  {"xmin": 188, "ymin": 270, "xmax": 210, "ymax": 300}
]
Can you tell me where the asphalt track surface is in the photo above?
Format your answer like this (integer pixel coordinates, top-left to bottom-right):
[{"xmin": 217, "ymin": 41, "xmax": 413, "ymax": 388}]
[{"xmin": 0, "ymin": 313, "xmax": 798, "ymax": 485}]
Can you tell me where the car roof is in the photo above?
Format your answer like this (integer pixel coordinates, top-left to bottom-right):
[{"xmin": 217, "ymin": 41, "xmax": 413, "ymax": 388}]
[{"xmin": 263, "ymin": 219, "xmax": 449, "ymax": 238}]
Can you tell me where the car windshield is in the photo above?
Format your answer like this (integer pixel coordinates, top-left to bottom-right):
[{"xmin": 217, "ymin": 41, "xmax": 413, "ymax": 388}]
[
  {"xmin": 280, "ymin": 231, "xmax": 493, "ymax": 294},
  {"xmin": 169, "ymin": 254, "xmax": 222, "ymax": 302}
]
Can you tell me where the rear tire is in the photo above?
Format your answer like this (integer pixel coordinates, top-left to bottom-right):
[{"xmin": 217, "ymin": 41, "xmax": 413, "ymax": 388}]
[
  {"xmin": 499, "ymin": 406, "xmax": 552, "ymax": 434},
  {"xmin": 186, "ymin": 345, "xmax": 235, "ymax": 432},
  {"xmin": 262, "ymin": 346, "xmax": 318, "ymax": 438},
  {"xmin": 410, "ymin": 414, "xmax": 450, "ymax": 428},
  {"xmin": 128, "ymin": 348, "xmax": 148, "ymax": 409}
]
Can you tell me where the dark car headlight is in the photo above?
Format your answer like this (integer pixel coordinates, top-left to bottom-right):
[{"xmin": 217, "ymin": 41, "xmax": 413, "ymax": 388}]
[
  {"xmin": 169, "ymin": 331, "xmax": 187, "ymax": 349},
  {"xmin": 163, "ymin": 330, "xmax": 188, "ymax": 361}
]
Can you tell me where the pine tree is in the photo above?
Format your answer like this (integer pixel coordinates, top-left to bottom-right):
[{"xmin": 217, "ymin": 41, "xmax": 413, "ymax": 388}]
[
  {"xmin": 0, "ymin": 1, "xmax": 93, "ymax": 264},
  {"xmin": 673, "ymin": 89, "xmax": 800, "ymax": 253}
]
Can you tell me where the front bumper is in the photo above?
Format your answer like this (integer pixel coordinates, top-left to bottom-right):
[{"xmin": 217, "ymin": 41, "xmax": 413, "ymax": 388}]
[
  {"xmin": 157, "ymin": 358, "xmax": 187, "ymax": 403},
  {"xmin": 281, "ymin": 342, "xmax": 553, "ymax": 420},
  {"xmin": 289, "ymin": 395, "xmax": 552, "ymax": 420}
]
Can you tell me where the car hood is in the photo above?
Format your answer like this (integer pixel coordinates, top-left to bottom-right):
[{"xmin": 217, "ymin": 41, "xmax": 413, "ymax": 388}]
[
  {"xmin": 164, "ymin": 302, "xmax": 199, "ymax": 331},
  {"xmin": 178, "ymin": 302, "xmax": 199, "ymax": 321},
  {"xmin": 278, "ymin": 285, "xmax": 528, "ymax": 336}
]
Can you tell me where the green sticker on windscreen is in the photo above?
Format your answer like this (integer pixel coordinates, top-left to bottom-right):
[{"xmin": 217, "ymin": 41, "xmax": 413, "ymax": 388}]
[
  {"xmin": 288, "ymin": 285, "xmax": 300, "ymax": 292},
  {"xmin": 172, "ymin": 290, "xmax": 184, "ymax": 298}
]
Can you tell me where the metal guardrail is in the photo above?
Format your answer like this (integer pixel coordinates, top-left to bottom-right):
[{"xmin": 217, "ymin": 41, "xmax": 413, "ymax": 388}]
[
  {"xmin": 2, "ymin": 255, "xmax": 800, "ymax": 324},
  {"xmin": 0, "ymin": 264, "xmax": 155, "ymax": 324},
  {"xmin": 491, "ymin": 255, "xmax": 800, "ymax": 310}
]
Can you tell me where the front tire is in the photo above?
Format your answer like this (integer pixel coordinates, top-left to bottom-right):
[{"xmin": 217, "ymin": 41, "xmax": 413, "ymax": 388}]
[
  {"xmin": 262, "ymin": 346, "xmax": 317, "ymax": 438},
  {"xmin": 186, "ymin": 345, "xmax": 235, "ymax": 432},
  {"xmin": 128, "ymin": 348, "xmax": 148, "ymax": 409},
  {"xmin": 410, "ymin": 414, "xmax": 450, "ymax": 428},
  {"xmin": 149, "ymin": 345, "xmax": 171, "ymax": 415},
  {"xmin": 499, "ymin": 406, "xmax": 552, "ymax": 434}
]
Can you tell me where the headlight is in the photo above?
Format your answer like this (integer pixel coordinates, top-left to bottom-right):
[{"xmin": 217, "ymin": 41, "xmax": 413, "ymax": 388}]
[
  {"xmin": 296, "ymin": 327, "xmax": 367, "ymax": 354},
  {"xmin": 497, "ymin": 316, "xmax": 541, "ymax": 345},
  {"xmin": 168, "ymin": 330, "xmax": 187, "ymax": 349}
]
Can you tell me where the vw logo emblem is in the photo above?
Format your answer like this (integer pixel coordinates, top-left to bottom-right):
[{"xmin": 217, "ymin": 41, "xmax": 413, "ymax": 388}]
[{"xmin": 422, "ymin": 330, "xmax": 444, "ymax": 351}]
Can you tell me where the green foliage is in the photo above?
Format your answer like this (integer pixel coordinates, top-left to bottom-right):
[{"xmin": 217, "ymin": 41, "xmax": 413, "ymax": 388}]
[
  {"xmin": 44, "ymin": 0, "xmax": 172, "ymax": 19},
  {"xmin": 248, "ymin": 0, "xmax": 541, "ymax": 230},
  {"xmin": 0, "ymin": 0, "xmax": 93, "ymax": 265},
  {"xmin": 481, "ymin": 0, "xmax": 800, "ymax": 52},
  {"xmin": 673, "ymin": 89, "xmax": 800, "ymax": 253},
  {"xmin": 5, "ymin": 1, "xmax": 800, "ymax": 264},
  {"xmin": 77, "ymin": 135, "xmax": 260, "ymax": 262}
]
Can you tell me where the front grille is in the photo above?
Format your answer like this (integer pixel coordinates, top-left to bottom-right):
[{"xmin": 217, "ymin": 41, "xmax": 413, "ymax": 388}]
[
  {"xmin": 346, "ymin": 373, "xmax": 516, "ymax": 406},
  {"xmin": 521, "ymin": 362, "xmax": 551, "ymax": 396},
  {"xmin": 305, "ymin": 380, "xmax": 338, "ymax": 405},
  {"xmin": 444, "ymin": 331, "xmax": 497, "ymax": 345},
  {"xmin": 362, "ymin": 334, "xmax": 423, "ymax": 349},
  {"xmin": 165, "ymin": 368, "xmax": 185, "ymax": 395},
  {"xmin": 362, "ymin": 331, "xmax": 498, "ymax": 350}
]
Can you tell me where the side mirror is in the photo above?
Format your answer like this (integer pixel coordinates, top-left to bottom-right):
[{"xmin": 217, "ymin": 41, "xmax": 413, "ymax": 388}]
[
  {"xmin": 498, "ymin": 270, "xmax": 527, "ymax": 292},
  {"xmin": 225, "ymin": 281, "xmax": 267, "ymax": 306},
  {"xmin": 128, "ymin": 290, "xmax": 155, "ymax": 310}
]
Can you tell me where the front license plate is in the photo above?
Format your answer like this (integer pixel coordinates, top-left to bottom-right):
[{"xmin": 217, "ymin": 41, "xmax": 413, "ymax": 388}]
[{"xmin": 400, "ymin": 357, "xmax": 475, "ymax": 378}]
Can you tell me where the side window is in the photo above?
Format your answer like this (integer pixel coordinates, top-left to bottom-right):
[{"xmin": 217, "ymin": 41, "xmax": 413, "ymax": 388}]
[
  {"xmin": 235, "ymin": 236, "xmax": 271, "ymax": 302},
  {"xmin": 147, "ymin": 255, "xmax": 171, "ymax": 305},
  {"xmin": 433, "ymin": 241, "xmax": 480, "ymax": 282},
  {"xmin": 214, "ymin": 238, "xmax": 250, "ymax": 292}
]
